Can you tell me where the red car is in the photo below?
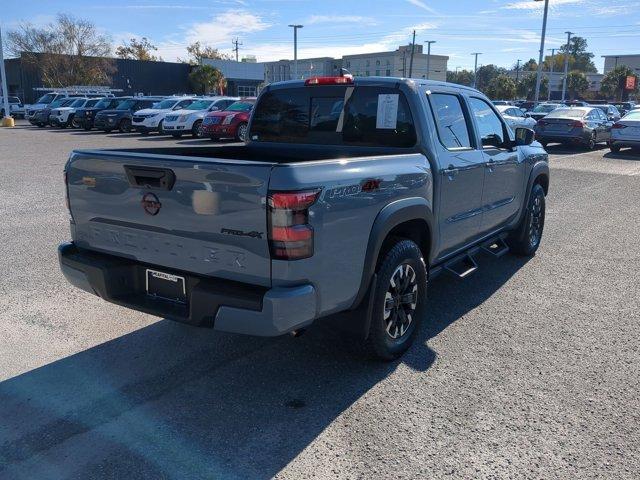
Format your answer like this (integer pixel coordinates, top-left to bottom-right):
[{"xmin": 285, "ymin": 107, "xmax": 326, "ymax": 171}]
[{"xmin": 201, "ymin": 98, "xmax": 256, "ymax": 141}]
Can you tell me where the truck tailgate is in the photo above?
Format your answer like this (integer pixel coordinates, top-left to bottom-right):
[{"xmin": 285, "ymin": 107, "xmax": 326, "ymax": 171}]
[{"xmin": 66, "ymin": 150, "xmax": 273, "ymax": 287}]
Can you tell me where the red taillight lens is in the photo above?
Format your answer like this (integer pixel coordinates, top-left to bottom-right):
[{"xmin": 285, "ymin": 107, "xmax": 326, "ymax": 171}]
[
  {"xmin": 611, "ymin": 123, "xmax": 626, "ymax": 129},
  {"xmin": 268, "ymin": 189, "xmax": 320, "ymax": 260},
  {"xmin": 304, "ymin": 76, "xmax": 353, "ymax": 86},
  {"xmin": 571, "ymin": 120, "xmax": 584, "ymax": 128}
]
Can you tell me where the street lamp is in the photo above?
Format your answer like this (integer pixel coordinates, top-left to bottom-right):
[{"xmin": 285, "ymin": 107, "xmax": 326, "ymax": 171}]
[
  {"xmin": 288, "ymin": 24, "xmax": 303, "ymax": 79},
  {"xmin": 561, "ymin": 31, "xmax": 573, "ymax": 101},
  {"xmin": 424, "ymin": 40, "xmax": 436, "ymax": 80},
  {"xmin": 547, "ymin": 48, "xmax": 556, "ymax": 101},
  {"xmin": 0, "ymin": 24, "xmax": 13, "ymax": 127},
  {"xmin": 472, "ymin": 53, "xmax": 482, "ymax": 89},
  {"xmin": 533, "ymin": 0, "xmax": 549, "ymax": 105}
]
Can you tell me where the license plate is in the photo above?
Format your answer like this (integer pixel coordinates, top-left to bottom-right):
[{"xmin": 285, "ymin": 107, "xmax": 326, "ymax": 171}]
[{"xmin": 146, "ymin": 269, "xmax": 186, "ymax": 303}]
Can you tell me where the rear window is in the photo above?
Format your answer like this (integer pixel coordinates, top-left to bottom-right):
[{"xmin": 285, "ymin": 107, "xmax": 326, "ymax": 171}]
[
  {"xmin": 250, "ymin": 86, "xmax": 417, "ymax": 148},
  {"xmin": 546, "ymin": 108, "xmax": 587, "ymax": 119}
]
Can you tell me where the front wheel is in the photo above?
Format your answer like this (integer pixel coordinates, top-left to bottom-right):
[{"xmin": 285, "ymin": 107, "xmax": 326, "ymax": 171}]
[
  {"xmin": 236, "ymin": 122, "xmax": 248, "ymax": 142},
  {"xmin": 507, "ymin": 183, "xmax": 546, "ymax": 257},
  {"xmin": 119, "ymin": 119, "xmax": 132, "ymax": 133},
  {"xmin": 158, "ymin": 120, "xmax": 164, "ymax": 135},
  {"xmin": 365, "ymin": 239, "xmax": 427, "ymax": 361}
]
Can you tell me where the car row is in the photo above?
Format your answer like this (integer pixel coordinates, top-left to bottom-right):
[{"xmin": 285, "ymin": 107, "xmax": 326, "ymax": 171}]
[{"xmin": 24, "ymin": 94, "xmax": 257, "ymax": 141}]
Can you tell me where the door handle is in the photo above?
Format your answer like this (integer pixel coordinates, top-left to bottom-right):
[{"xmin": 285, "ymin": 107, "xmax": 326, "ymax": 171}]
[
  {"xmin": 443, "ymin": 165, "xmax": 459, "ymax": 178},
  {"xmin": 485, "ymin": 159, "xmax": 496, "ymax": 171}
]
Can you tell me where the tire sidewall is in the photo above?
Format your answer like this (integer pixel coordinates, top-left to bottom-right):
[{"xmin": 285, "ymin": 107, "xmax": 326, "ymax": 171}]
[{"xmin": 368, "ymin": 240, "xmax": 427, "ymax": 360}]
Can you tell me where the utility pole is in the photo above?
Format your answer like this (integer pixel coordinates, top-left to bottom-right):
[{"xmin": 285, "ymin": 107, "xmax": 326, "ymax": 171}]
[
  {"xmin": 408, "ymin": 30, "xmax": 416, "ymax": 78},
  {"xmin": 516, "ymin": 59, "xmax": 522, "ymax": 83},
  {"xmin": 547, "ymin": 48, "xmax": 556, "ymax": 100},
  {"xmin": 232, "ymin": 37, "xmax": 243, "ymax": 62},
  {"xmin": 472, "ymin": 52, "xmax": 482, "ymax": 89},
  {"xmin": 288, "ymin": 24, "xmax": 303, "ymax": 79},
  {"xmin": 561, "ymin": 31, "xmax": 573, "ymax": 101},
  {"xmin": 424, "ymin": 40, "xmax": 436, "ymax": 80},
  {"xmin": 533, "ymin": 0, "xmax": 549, "ymax": 105},
  {"xmin": 0, "ymin": 24, "xmax": 12, "ymax": 126}
]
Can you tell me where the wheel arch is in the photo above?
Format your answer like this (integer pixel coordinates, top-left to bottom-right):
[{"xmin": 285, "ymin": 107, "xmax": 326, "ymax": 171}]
[{"xmin": 349, "ymin": 197, "xmax": 434, "ymax": 311}]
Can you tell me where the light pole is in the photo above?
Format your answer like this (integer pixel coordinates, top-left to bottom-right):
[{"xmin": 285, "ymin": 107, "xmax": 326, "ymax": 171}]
[
  {"xmin": 0, "ymin": 24, "xmax": 12, "ymax": 127},
  {"xmin": 561, "ymin": 31, "xmax": 573, "ymax": 101},
  {"xmin": 533, "ymin": 0, "xmax": 549, "ymax": 105},
  {"xmin": 288, "ymin": 24, "xmax": 303, "ymax": 79},
  {"xmin": 516, "ymin": 59, "xmax": 522, "ymax": 83},
  {"xmin": 547, "ymin": 48, "xmax": 556, "ymax": 100},
  {"xmin": 472, "ymin": 52, "xmax": 482, "ymax": 89},
  {"xmin": 424, "ymin": 40, "xmax": 436, "ymax": 80}
]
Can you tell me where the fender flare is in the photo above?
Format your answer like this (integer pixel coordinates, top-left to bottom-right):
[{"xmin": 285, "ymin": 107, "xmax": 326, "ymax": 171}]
[
  {"xmin": 349, "ymin": 197, "xmax": 435, "ymax": 310},
  {"xmin": 520, "ymin": 161, "xmax": 549, "ymax": 221}
]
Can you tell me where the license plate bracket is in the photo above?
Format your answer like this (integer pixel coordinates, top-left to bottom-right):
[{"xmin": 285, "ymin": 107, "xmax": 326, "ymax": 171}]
[{"xmin": 146, "ymin": 269, "xmax": 187, "ymax": 304}]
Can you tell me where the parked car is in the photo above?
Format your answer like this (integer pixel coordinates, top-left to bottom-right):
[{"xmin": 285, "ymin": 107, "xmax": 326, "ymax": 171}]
[
  {"xmin": 132, "ymin": 97, "xmax": 196, "ymax": 135},
  {"xmin": 30, "ymin": 98, "xmax": 77, "ymax": 127},
  {"xmin": 563, "ymin": 100, "xmax": 588, "ymax": 107},
  {"xmin": 75, "ymin": 97, "xmax": 130, "ymax": 131},
  {"xmin": 495, "ymin": 105, "xmax": 537, "ymax": 130},
  {"xmin": 518, "ymin": 101, "xmax": 536, "ymax": 113},
  {"xmin": 492, "ymin": 100, "xmax": 513, "ymax": 106},
  {"xmin": 201, "ymin": 98, "xmax": 256, "ymax": 141},
  {"xmin": 528, "ymin": 103, "xmax": 565, "ymax": 121},
  {"xmin": 0, "ymin": 96, "xmax": 25, "ymax": 118},
  {"xmin": 162, "ymin": 97, "xmax": 239, "ymax": 138},
  {"xmin": 50, "ymin": 98, "xmax": 102, "ymax": 128},
  {"xmin": 609, "ymin": 110, "xmax": 640, "ymax": 153},
  {"xmin": 591, "ymin": 104, "xmax": 621, "ymax": 122},
  {"xmin": 59, "ymin": 76, "xmax": 549, "ymax": 360},
  {"xmin": 612, "ymin": 102, "xmax": 635, "ymax": 116},
  {"xmin": 534, "ymin": 106, "xmax": 613, "ymax": 149},
  {"xmin": 94, "ymin": 97, "xmax": 164, "ymax": 133}
]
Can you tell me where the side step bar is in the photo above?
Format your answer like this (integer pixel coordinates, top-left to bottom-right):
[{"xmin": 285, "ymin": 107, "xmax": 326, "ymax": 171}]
[
  {"xmin": 444, "ymin": 254, "xmax": 478, "ymax": 279},
  {"xmin": 481, "ymin": 237, "xmax": 510, "ymax": 258},
  {"xmin": 430, "ymin": 234, "xmax": 510, "ymax": 281}
]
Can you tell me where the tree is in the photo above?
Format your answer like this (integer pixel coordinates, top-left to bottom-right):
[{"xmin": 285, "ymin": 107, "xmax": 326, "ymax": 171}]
[
  {"xmin": 475, "ymin": 64, "xmax": 507, "ymax": 93},
  {"xmin": 179, "ymin": 41, "xmax": 231, "ymax": 65},
  {"xmin": 565, "ymin": 70, "xmax": 589, "ymax": 99},
  {"xmin": 517, "ymin": 73, "xmax": 548, "ymax": 100},
  {"xmin": 486, "ymin": 74, "xmax": 517, "ymax": 100},
  {"xmin": 521, "ymin": 58, "xmax": 537, "ymax": 71},
  {"xmin": 116, "ymin": 37, "xmax": 160, "ymax": 61},
  {"xmin": 600, "ymin": 65, "xmax": 639, "ymax": 101},
  {"xmin": 446, "ymin": 69, "xmax": 474, "ymax": 86},
  {"xmin": 189, "ymin": 65, "xmax": 226, "ymax": 94},
  {"xmin": 558, "ymin": 36, "xmax": 597, "ymax": 73},
  {"xmin": 6, "ymin": 14, "xmax": 114, "ymax": 87}
]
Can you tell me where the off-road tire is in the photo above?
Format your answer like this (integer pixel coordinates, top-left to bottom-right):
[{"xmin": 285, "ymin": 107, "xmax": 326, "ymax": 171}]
[
  {"xmin": 507, "ymin": 183, "xmax": 546, "ymax": 257},
  {"xmin": 365, "ymin": 239, "xmax": 427, "ymax": 361}
]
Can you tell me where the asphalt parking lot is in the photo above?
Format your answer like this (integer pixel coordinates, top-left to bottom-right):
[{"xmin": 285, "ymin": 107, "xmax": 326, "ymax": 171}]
[{"xmin": 1, "ymin": 120, "xmax": 639, "ymax": 479}]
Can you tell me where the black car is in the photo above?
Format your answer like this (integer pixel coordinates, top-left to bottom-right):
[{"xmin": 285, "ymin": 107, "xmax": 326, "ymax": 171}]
[
  {"xmin": 518, "ymin": 101, "xmax": 536, "ymax": 113},
  {"xmin": 75, "ymin": 97, "xmax": 130, "ymax": 130},
  {"xmin": 591, "ymin": 104, "xmax": 621, "ymax": 122},
  {"xmin": 612, "ymin": 102, "xmax": 636, "ymax": 116},
  {"xmin": 528, "ymin": 103, "xmax": 565, "ymax": 121},
  {"xmin": 94, "ymin": 97, "xmax": 164, "ymax": 133},
  {"xmin": 30, "ymin": 98, "xmax": 77, "ymax": 127}
]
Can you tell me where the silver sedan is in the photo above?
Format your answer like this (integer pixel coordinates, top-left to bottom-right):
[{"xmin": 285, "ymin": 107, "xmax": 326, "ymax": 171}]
[
  {"xmin": 496, "ymin": 105, "xmax": 537, "ymax": 130},
  {"xmin": 609, "ymin": 110, "xmax": 640, "ymax": 152}
]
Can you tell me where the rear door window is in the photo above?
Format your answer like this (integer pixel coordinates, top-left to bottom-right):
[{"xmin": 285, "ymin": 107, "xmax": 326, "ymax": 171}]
[
  {"xmin": 251, "ymin": 86, "xmax": 417, "ymax": 147},
  {"xmin": 428, "ymin": 93, "xmax": 472, "ymax": 150},
  {"xmin": 469, "ymin": 97, "xmax": 510, "ymax": 149}
]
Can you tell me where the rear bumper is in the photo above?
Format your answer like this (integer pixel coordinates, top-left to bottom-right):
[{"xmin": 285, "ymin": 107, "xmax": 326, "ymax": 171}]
[
  {"xmin": 202, "ymin": 124, "xmax": 237, "ymax": 138},
  {"xmin": 609, "ymin": 138, "xmax": 640, "ymax": 149},
  {"xmin": 58, "ymin": 242, "xmax": 317, "ymax": 336},
  {"xmin": 535, "ymin": 131, "xmax": 590, "ymax": 144}
]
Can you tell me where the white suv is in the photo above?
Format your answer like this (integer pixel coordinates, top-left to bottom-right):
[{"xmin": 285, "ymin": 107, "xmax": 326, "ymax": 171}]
[
  {"xmin": 162, "ymin": 97, "xmax": 239, "ymax": 138},
  {"xmin": 50, "ymin": 98, "xmax": 101, "ymax": 128},
  {"xmin": 132, "ymin": 97, "xmax": 196, "ymax": 135}
]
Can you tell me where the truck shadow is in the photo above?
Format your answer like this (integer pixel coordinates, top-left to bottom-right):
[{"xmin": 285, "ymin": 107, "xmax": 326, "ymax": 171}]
[{"xmin": 0, "ymin": 253, "xmax": 528, "ymax": 479}]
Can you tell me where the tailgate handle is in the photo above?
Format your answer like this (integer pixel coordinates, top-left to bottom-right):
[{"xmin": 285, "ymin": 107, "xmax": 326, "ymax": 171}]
[{"xmin": 124, "ymin": 166, "xmax": 176, "ymax": 190}]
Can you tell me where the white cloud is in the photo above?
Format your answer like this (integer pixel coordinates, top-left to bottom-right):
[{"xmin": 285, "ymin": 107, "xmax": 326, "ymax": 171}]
[
  {"xmin": 185, "ymin": 11, "xmax": 270, "ymax": 45},
  {"xmin": 502, "ymin": 0, "xmax": 582, "ymax": 10},
  {"xmin": 405, "ymin": 0, "xmax": 438, "ymax": 14},
  {"xmin": 306, "ymin": 15, "xmax": 377, "ymax": 26}
]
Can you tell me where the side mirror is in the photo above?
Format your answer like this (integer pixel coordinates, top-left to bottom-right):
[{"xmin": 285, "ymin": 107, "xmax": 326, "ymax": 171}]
[
  {"xmin": 515, "ymin": 127, "xmax": 535, "ymax": 146},
  {"xmin": 524, "ymin": 112, "xmax": 531, "ymax": 118}
]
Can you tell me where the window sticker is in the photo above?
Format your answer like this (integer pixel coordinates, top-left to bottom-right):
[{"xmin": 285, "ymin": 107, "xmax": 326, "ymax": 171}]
[{"xmin": 376, "ymin": 94, "xmax": 399, "ymax": 129}]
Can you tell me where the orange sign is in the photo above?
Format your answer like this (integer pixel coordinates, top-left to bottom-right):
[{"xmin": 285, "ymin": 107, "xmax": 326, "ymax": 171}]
[{"xmin": 625, "ymin": 76, "xmax": 637, "ymax": 91}]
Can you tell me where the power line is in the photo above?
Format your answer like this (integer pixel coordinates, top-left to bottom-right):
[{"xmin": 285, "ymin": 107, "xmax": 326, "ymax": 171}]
[{"xmin": 232, "ymin": 37, "xmax": 242, "ymax": 62}]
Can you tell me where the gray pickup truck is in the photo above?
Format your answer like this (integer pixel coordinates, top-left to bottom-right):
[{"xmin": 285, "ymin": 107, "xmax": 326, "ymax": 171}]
[{"xmin": 59, "ymin": 76, "xmax": 549, "ymax": 360}]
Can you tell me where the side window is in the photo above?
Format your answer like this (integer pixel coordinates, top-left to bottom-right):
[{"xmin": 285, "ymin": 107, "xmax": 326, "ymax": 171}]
[
  {"xmin": 428, "ymin": 93, "xmax": 472, "ymax": 150},
  {"xmin": 177, "ymin": 100, "xmax": 191, "ymax": 108},
  {"xmin": 469, "ymin": 97, "xmax": 509, "ymax": 149},
  {"xmin": 513, "ymin": 108, "xmax": 524, "ymax": 118}
]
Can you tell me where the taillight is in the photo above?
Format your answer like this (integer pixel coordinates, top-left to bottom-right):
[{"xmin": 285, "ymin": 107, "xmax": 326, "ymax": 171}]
[
  {"xmin": 304, "ymin": 76, "xmax": 353, "ymax": 86},
  {"xmin": 611, "ymin": 123, "xmax": 626, "ymax": 129},
  {"xmin": 268, "ymin": 189, "xmax": 320, "ymax": 260},
  {"xmin": 64, "ymin": 170, "xmax": 73, "ymax": 222},
  {"xmin": 571, "ymin": 120, "xmax": 584, "ymax": 128}
]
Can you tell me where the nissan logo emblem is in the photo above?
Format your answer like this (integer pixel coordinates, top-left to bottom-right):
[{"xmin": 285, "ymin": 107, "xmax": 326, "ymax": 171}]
[{"xmin": 141, "ymin": 192, "xmax": 161, "ymax": 216}]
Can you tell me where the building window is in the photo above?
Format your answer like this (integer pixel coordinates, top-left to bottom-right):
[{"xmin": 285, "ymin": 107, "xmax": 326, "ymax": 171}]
[
  {"xmin": 346, "ymin": 61, "xmax": 350, "ymax": 68},
  {"xmin": 238, "ymin": 85, "xmax": 257, "ymax": 97},
  {"xmin": 365, "ymin": 70, "xmax": 370, "ymax": 76},
  {"xmin": 386, "ymin": 69, "xmax": 391, "ymax": 76},
  {"xmin": 375, "ymin": 69, "xmax": 380, "ymax": 76},
  {"xmin": 366, "ymin": 60, "xmax": 370, "ymax": 67},
  {"xmin": 376, "ymin": 60, "xmax": 380, "ymax": 66}
]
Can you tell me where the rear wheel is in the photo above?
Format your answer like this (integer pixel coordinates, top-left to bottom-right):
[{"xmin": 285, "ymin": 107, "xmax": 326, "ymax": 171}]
[
  {"xmin": 365, "ymin": 239, "xmax": 427, "ymax": 361},
  {"xmin": 586, "ymin": 132, "xmax": 596, "ymax": 150},
  {"xmin": 609, "ymin": 143, "xmax": 621, "ymax": 153},
  {"xmin": 119, "ymin": 119, "xmax": 132, "ymax": 133},
  {"xmin": 507, "ymin": 183, "xmax": 545, "ymax": 257},
  {"xmin": 236, "ymin": 122, "xmax": 248, "ymax": 142},
  {"xmin": 192, "ymin": 120, "xmax": 202, "ymax": 138}
]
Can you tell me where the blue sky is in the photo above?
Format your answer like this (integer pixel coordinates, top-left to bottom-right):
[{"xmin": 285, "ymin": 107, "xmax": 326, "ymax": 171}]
[{"xmin": 3, "ymin": 0, "xmax": 640, "ymax": 72}]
